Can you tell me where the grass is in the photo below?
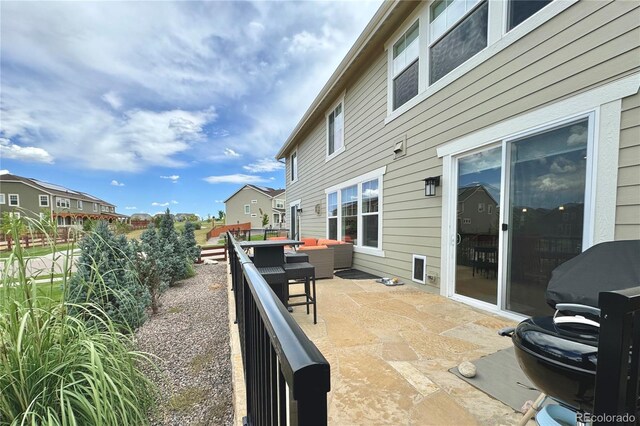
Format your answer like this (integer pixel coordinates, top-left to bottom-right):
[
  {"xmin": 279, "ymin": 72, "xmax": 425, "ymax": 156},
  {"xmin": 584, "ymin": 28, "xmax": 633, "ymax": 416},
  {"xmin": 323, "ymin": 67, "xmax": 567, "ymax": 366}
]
[
  {"xmin": 168, "ymin": 387, "xmax": 208, "ymax": 413},
  {"xmin": 189, "ymin": 353, "xmax": 214, "ymax": 374},
  {"xmin": 0, "ymin": 242, "xmax": 74, "ymax": 259},
  {"xmin": 166, "ymin": 306, "xmax": 183, "ymax": 314},
  {"xmin": 126, "ymin": 221, "xmax": 212, "ymax": 245},
  {"xmin": 1, "ymin": 217, "xmax": 157, "ymax": 424}
]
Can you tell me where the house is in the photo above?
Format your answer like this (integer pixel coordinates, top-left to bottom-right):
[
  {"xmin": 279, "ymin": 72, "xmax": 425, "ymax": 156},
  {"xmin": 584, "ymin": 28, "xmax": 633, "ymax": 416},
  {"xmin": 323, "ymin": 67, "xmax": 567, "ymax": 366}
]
[
  {"xmin": 275, "ymin": 1, "xmax": 640, "ymax": 318},
  {"xmin": 130, "ymin": 213, "xmax": 154, "ymax": 227},
  {"xmin": 175, "ymin": 213, "xmax": 199, "ymax": 222},
  {"xmin": 0, "ymin": 173, "xmax": 121, "ymax": 226},
  {"xmin": 224, "ymin": 185, "xmax": 286, "ymax": 229}
]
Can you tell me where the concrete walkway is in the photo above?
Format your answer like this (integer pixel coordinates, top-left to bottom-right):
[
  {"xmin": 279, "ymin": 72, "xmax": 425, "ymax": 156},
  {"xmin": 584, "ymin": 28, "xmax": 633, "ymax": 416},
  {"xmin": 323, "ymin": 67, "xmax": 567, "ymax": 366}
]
[
  {"xmin": 0, "ymin": 249, "xmax": 79, "ymax": 278},
  {"xmin": 230, "ymin": 274, "xmax": 527, "ymax": 425}
]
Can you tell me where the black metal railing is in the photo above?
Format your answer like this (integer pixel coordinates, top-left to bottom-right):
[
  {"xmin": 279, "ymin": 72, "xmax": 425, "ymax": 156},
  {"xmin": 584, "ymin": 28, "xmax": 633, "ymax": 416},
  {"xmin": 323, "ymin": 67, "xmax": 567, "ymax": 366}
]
[
  {"xmin": 227, "ymin": 232, "xmax": 330, "ymax": 426},
  {"xmin": 594, "ymin": 286, "xmax": 640, "ymax": 425}
]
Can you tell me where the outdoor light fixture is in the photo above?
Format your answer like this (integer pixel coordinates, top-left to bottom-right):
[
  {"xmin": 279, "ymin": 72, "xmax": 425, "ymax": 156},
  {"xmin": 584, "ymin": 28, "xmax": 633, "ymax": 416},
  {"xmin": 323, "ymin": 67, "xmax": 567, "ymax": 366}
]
[
  {"xmin": 296, "ymin": 208, "xmax": 303, "ymax": 213},
  {"xmin": 424, "ymin": 176, "xmax": 440, "ymax": 197}
]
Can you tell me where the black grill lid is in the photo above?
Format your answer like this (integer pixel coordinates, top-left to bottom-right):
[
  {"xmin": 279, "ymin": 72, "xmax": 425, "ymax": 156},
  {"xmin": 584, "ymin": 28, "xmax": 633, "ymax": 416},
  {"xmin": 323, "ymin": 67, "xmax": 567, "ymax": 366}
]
[{"xmin": 546, "ymin": 240, "xmax": 640, "ymax": 309}]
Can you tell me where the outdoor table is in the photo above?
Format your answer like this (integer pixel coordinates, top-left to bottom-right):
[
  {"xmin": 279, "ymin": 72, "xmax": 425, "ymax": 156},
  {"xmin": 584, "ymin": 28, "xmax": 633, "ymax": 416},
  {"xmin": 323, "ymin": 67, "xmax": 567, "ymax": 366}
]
[{"xmin": 239, "ymin": 239, "xmax": 302, "ymax": 268}]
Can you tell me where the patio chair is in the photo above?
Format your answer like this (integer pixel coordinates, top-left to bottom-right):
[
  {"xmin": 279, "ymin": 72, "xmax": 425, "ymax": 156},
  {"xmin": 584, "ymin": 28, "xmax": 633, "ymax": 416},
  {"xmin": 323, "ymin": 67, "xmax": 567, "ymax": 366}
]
[{"xmin": 283, "ymin": 262, "xmax": 317, "ymax": 324}]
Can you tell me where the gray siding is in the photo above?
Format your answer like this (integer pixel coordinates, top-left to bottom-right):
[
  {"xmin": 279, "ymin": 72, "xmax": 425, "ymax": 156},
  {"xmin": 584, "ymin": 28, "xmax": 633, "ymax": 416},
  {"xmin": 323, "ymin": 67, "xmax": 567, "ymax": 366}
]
[
  {"xmin": 0, "ymin": 182, "xmax": 48, "ymax": 219},
  {"xmin": 225, "ymin": 187, "xmax": 285, "ymax": 229},
  {"xmin": 286, "ymin": 1, "xmax": 640, "ymax": 290},
  {"xmin": 616, "ymin": 92, "xmax": 640, "ymax": 239}
]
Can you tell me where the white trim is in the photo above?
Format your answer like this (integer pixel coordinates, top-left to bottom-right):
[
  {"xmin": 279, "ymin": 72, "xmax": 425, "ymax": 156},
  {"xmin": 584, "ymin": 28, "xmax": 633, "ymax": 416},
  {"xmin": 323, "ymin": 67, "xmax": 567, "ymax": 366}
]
[
  {"xmin": 251, "ymin": 199, "xmax": 258, "ymax": 204},
  {"xmin": 93, "ymin": 203, "xmax": 98, "ymax": 212},
  {"xmin": 290, "ymin": 150, "xmax": 298, "ymax": 184},
  {"xmin": 8, "ymin": 194, "xmax": 19, "ymax": 207},
  {"xmin": 412, "ymin": 254, "xmax": 427, "ymax": 284},
  {"xmin": 0, "ymin": 194, "xmax": 4, "ymax": 204},
  {"xmin": 251, "ymin": 213, "xmax": 257, "ymax": 218},
  {"xmin": 326, "ymin": 93, "xmax": 346, "ymax": 162},
  {"xmin": 289, "ymin": 199, "xmax": 302, "ymax": 239},
  {"xmin": 385, "ymin": 0, "xmax": 577, "ymax": 124},
  {"xmin": 324, "ymin": 166, "xmax": 387, "ymax": 194},
  {"xmin": 39, "ymin": 194, "xmax": 49, "ymax": 207},
  {"xmin": 437, "ymin": 74, "xmax": 640, "ymax": 157},
  {"xmin": 244, "ymin": 204, "xmax": 250, "ymax": 215},
  {"xmin": 77, "ymin": 199, "xmax": 83, "ymax": 210},
  {"xmin": 450, "ymin": 294, "xmax": 527, "ymax": 323}
]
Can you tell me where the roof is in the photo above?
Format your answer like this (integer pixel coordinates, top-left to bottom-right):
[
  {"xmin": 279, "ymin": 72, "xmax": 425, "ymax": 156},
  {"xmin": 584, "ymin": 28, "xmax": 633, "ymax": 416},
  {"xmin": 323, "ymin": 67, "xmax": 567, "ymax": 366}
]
[
  {"xmin": 0, "ymin": 173, "xmax": 116, "ymax": 207},
  {"xmin": 275, "ymin": 1, "xmax": 420, "ymax": 159},
  {"xmin": 223, "ymin": 184, "xmax": 286, "ymax": 203}
]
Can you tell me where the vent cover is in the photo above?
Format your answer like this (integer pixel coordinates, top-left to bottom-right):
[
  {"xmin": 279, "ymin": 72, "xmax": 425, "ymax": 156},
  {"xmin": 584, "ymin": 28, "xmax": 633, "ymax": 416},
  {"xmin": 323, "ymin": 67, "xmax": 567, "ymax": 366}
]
[{"xmin": 412, "ymin": 254, "xmax": 426, "ymax": 284}]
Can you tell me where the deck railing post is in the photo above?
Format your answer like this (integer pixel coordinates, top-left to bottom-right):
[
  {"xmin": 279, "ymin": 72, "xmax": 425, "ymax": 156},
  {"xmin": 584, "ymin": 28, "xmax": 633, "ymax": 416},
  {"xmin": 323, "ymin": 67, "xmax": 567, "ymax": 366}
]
[{"xmin": 594, "ymin": 287, "xmax": 640, "ymax": 425}]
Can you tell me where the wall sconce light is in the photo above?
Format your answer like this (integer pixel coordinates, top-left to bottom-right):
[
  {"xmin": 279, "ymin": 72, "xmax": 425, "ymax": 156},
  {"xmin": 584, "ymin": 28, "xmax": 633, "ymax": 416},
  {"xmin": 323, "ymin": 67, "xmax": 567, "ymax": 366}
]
[
  {"xmin": 423, "ymin": 176, "xmax": 440, "ymax": 197},
  {"xmin": 296, "ymin": 208, "xmax": 303, "ymax": 213}
]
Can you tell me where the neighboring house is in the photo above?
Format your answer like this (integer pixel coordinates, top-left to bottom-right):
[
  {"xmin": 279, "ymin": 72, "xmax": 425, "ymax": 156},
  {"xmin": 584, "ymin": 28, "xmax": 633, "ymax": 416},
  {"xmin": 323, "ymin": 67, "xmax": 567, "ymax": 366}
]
[
  {"xmin": 130, "ymin": 213, "xmax": 153, "ymax": 227},
  {"xmin": 0, "ymin": 173, "xmax": 121, "ymax": 226},
  {"xmin": 276, "ymin": 1, "xmax": 640, "ymax": 318},
  {"xmin": 224, "ymin": 185, "xmax": 286, "ymax": 229},
  {"xmin": 175, "ymin": 213, "xmax": 199, "ymax": 222},
  {"xmin": 457, "ymin": 185, "xmax": 499, "ymax": 236}
]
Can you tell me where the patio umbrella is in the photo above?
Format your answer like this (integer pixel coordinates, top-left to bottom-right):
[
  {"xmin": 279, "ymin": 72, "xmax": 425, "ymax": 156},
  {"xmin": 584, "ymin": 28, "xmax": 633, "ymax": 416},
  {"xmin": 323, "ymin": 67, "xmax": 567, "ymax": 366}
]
[{"xmin": 545, "ymin": 239, "xmax": 640, "ymax": 309}]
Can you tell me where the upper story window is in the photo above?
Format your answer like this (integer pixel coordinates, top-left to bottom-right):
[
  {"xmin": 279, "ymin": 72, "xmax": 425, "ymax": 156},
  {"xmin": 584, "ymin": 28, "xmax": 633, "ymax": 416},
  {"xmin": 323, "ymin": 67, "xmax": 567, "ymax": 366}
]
[
  {"xmin": 290, "ymin": 151, "xmax": 298, "ymax": 182},
  {"xmin": 244, "ymin": 204, "xmax": 250, "ymax": 214},
  {"xmin": 39, "ymin": 195, "xmax": 49, "ymax": 207},
  {"xmin": 0, "ymin": 194, "xmax": 5, "ymax": 204},
  {"xmin": 392, "ymin": 21, "xmax": 419, "ymax": 110},
  {"xmin": 93, "ymin": 203, "xmax": 97, "ymax": 212},
  {"xmin": 56, "ymin": 197, "xmax": 70, "ymax": 208},
  {"xmin": 508, "ymin": 0, "xmax": 553, "ymax": 32},
  {"xmin": 327, "ymin": 99, "xmax": 345, "ymax": 158},
  {"xmin": 77, "ymin": 200, "xmax": 83, "ymax": 209},
  {"xmin": 429, "ymin": 0, "xmax": 488, "ymax": 84},
  {"xmin": 9, "ymin": 194, "xmax": 19, "ymax": 206},
  {"xmin": 274, "ymin": 199, "xmax": 285, "ymax": 209}
]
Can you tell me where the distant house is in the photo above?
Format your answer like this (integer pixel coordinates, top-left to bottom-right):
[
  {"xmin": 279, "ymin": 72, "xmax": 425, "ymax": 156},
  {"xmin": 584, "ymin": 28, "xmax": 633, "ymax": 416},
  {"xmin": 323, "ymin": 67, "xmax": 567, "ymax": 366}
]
[
  {"xmin": 0, "ymin": 173, "xmax": 121, "ymax": 227},
  {"xmin": 130, "ymin": 213, "xmax": 153, "ymax": 227},
  {"xmin": 175, "ymin": 213, "xmax": 199, "ymax": 222},
  {"xmin": 224, "ymin": 185, "xmax": 286, "ymax": 229}
]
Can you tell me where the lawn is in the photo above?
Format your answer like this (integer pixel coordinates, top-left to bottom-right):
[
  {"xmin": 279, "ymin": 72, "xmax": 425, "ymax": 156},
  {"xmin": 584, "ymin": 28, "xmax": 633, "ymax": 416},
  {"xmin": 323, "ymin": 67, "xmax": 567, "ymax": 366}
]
[
  {"xmin": 126, "ymin": 221, "xmax": 213, "ymax": 245},
  {"xmin": 0, "ymin": 243, "xmax": 75, "ymax": 259},
  {"xmin": 1, "ymin": 280, "xmax": 65, "ymax": 303}
]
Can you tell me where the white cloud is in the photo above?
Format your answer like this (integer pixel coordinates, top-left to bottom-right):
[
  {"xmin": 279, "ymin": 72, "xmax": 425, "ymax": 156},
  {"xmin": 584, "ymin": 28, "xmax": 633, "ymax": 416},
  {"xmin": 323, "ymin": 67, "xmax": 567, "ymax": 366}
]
[
  {"xmin": 224, "ymin": 148, "xmax": 240, "ymax": 157},
  {"xmin": 102, "ymin": 91, "xmax": 123, "ymax": 109},
  {"xmin": 171, "ymin": 200, "xmax": 178, "ymax": 204},
  {"xmin": 111, "ymin": 179, "xmax": 125, "ymax": 186},
  {"xmin": 151, "ymin": 201, "xmax": 170, "ymax": 206},
  {"xmin": 243, "ymin": 158, "xmax": 284, "ymax": 173},
  {"xmin": 125, "ymin": 206, "xmax": 137, "ymax": 210},
  {"xmin": 160, "ymin": 175, "xmax": 180, "ymax": 182},
  {"xmin": 0, "ymin": 138, "xmax": 53, "ymax": 164},
  {"xmin": 0, "ymin": 170, "xmax": 10, "ymax": 175},
  {"xmin": 203, "ymin": 174, "xmax": 270, "ymax": 184},
  {"xmin": 214, "ymin": 199, "xmax": 224, "ymax": 203}
]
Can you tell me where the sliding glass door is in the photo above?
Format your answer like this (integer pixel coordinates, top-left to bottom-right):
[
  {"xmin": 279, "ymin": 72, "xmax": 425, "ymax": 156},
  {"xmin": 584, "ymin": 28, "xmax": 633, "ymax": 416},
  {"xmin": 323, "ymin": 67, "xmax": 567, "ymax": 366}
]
[{"xmin": 452, "ymin": 117, "xmax": 590, "ymax": 316}]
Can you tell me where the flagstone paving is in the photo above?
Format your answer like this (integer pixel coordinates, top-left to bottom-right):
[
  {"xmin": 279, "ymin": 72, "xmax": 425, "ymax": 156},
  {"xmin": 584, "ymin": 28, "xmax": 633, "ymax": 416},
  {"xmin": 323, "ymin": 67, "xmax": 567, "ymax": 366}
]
[{"xmin": 230, "ymin": 274, "xmax": 527, "ymax": 425}]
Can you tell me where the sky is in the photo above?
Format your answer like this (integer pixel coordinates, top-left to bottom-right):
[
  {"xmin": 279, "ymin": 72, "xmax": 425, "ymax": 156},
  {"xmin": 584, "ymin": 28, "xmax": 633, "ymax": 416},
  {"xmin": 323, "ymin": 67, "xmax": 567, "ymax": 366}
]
[{"xmin": 0, "ymin": 0, "xmax": 382, "ymax": 219}]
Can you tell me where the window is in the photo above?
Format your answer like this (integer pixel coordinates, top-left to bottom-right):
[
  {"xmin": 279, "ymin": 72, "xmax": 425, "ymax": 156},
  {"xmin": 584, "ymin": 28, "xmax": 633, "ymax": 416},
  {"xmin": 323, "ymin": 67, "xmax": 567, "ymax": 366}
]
[
  {"xmin": 430, "ymin": 1, "xmax": 488, "ymax": 84},
  {"xmin": 290, "ymin": 151, "xmax": 298, "ymax": 182},
  {"xmin": 39, "ymin": 195, "xmax": 49, "ymax": 207},
  {"xmin": 251, "ymin": 199, "xmax": 257, "ymax": 204},
  {"xmin": 57, "ymin": 216, "xmax": 64, "ymax": 226},
  {"xmin": 93, "ymin": 203, "xmax": 97, "ymax": 212},
  {"xmin": 274, "ymin": 199, "xmax": 285, "ymax": 209},
  {"xmin": 77, "ymin": 200, "xmax": 83, "ymax": 209},
  {"xmin": 251, "ymin": 213, "xmax": 257, "ymax": 218},
  {"xmin": 273, "ymin": 213, "xmax": 280, "ymax": 224},
  {"xmin": 327, "ymin": 192, "xmax": 338, "ymax": 240},
  {"xmin": 478, "ymin": 203, "xmax": 485, "ymax": 213},
  {"xmin": 56, "ymin": 197, "xmax": 70, "ymax": 208},
  {"xmin": 327, "ymin": 99, "xmax": 345, "ymax": 157},
  {"xmin": 244, "ymin": 204, "xmax": 250, "ymax": 214},
  {"xmin": 392, "ymin": 21, "xmax": 419, "ymax": 110},
  {"xmin": 488, "ymin": 205, "xmax": 493, "ymax": 214},
  {"xmin": 507, "ymin": 0, "xmax": 552, "ymax": 32},
  {"xmin": 0, "ymin": 194, "xmax": 4, "ymax": 204},
  {"xmin": 463, "ymin": 218, "xmax": 471, "ymax": 224},
  {"xmin": 325, "ymin": 167, "xmax": 385, "ymax": 254},
  {"xmin": 8, "ymin": 194, "xmax": 19, "ymax": 206},
  {"xmin": 9, "ymin": 212, "xmax": 21, "ymax": 219}
]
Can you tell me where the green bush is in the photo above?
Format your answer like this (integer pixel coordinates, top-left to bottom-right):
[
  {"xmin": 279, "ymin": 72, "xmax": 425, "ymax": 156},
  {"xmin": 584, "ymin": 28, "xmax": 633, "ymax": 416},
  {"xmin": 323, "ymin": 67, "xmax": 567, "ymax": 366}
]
[
  {"xmin": 157, "ymin": 209, "xmax": 187, "ymax": 286},
  {"xmin": 0, "ymin": 217, "xmax": 156, "ymax": 424},
  {"xmin": 182, "ymin": 221, "xmax": 201, "ymax": 263},
  {"xmin": 67, "ymin": 221, "xmax": 150, "ymax": 332},
  {"xmin": 133, "ymin": 227, "xmax": 168, "ymax": 314}
]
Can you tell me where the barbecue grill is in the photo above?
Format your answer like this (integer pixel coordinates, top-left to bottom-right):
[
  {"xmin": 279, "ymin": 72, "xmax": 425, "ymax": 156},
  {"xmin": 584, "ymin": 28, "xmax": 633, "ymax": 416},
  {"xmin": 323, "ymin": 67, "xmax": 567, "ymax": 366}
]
[{"xmin": 502, "ymin": 240, "xmax": 640, "ymax": 420}]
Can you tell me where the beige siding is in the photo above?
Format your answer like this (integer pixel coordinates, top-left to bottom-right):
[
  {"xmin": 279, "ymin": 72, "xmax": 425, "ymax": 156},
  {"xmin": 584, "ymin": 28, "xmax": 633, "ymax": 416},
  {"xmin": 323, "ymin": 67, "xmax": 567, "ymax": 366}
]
[
  {"xmin": 225, "ymin": 187, "xmax": 285, "ymax": 229},
  {"xmin": 286, "ymin": 1, "xmax": 640, "ymax": 289},
  {"xmin": 616, "ymin": 92, "xmax": 640, "ymax": 239},
  {"xmin": 0, "ymin": 182, "xmax": 46, "ymax": 219}
]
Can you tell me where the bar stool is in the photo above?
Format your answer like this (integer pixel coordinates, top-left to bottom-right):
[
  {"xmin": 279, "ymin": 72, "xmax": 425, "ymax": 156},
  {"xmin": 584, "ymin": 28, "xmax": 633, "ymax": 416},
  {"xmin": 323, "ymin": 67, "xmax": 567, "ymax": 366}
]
[
  {"xmin": 282, "ymin": 262, "xmax": 317, "ymax": 324},
  {"xmin": 256, "ymin": 266, "xmax": 287, "ymax": 305},
  {"xmin": 285, "ymin": 252, "xmax": 309, "ymax": 263}
]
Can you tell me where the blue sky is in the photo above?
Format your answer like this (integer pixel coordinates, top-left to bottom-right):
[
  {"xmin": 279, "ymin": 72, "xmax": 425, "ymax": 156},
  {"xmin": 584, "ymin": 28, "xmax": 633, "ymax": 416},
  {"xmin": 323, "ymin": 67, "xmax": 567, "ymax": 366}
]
[{"xmin": 0, "ymin": 0, "xmax": 382, "ymax": 218}]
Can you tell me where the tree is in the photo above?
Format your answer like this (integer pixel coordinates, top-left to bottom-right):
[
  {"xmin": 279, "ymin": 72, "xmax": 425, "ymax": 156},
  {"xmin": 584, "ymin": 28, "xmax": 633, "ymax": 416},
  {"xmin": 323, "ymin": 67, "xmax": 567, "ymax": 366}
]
[
  {"xmin": 259, "ymin": 208, "xmax": 269, "ymax": 227},
  {"xmin": 132, "ymin": 227, "xmax": 166, "ymax": 314},
  {"xmin": 157, "ymin": 209, "xmax": 188, "ymax": 285},
  {"xmin": 217, "ymin": 210, "xmax": 225, "ymax": 221},
  {"xmin": 182, "ymin": 221, "xmax": 201, "ymax": 263},
  {"xmin": 67, "ymin": 221, "xmax": 150, "ymax": 331}
]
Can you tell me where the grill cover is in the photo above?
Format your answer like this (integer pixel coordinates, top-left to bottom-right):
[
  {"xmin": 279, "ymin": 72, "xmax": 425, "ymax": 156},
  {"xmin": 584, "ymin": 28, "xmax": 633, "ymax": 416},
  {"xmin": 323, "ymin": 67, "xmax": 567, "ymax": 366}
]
[{"xmin": 546, "ymin": 240, "xmax": 640, "ymax": 309}]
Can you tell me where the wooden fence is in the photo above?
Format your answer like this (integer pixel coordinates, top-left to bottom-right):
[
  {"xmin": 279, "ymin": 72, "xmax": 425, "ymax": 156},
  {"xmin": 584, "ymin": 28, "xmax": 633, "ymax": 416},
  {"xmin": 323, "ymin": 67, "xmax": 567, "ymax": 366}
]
[
  {"xmin": 198, "ymin": 244, "xmax": 227, "ymax": 262},
  {"xmin": 0, "ymin": 229, "xmax": 77, "ymax": 252}
]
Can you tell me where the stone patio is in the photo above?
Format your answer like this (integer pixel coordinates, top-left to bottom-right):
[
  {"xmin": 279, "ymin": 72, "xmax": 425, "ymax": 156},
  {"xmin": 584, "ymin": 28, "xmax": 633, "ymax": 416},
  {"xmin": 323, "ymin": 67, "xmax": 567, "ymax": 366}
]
[{"xmin": 229, "ymin": 274, "xmax": 529, "ymax": 425}]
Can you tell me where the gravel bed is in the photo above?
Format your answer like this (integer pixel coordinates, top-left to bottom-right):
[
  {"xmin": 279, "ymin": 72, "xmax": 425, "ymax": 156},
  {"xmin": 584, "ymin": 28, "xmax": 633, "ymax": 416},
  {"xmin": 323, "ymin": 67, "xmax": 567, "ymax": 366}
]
[{"xmin": 136, "ymin": 262, "xmax": 233, "ymax": 426}]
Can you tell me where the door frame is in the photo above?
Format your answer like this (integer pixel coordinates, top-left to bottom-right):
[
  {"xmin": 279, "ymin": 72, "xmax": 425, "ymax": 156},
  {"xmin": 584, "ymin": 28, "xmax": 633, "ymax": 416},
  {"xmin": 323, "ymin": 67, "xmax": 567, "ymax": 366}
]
[
  {"xmin": 437, "ymin": 75, "xmax": 636, "ymax": 318},
  {"xmin": 289, "ymin": 199, "xmax": 301, "ymax": 240}
]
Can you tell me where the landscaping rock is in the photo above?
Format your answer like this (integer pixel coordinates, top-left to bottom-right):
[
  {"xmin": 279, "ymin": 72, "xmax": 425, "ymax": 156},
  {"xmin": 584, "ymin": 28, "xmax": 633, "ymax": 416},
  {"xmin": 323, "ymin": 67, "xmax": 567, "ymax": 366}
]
[
  {"xmin": 136, "ymin": 262, "xmax": 233, "ymax": 426},
  {"xmin": 203, "ymin": 258, "xmax": 219, "ymax": 265},
  {"xmin": 458, "ymin": 361, "xmax": 477, "ymax": 378}
]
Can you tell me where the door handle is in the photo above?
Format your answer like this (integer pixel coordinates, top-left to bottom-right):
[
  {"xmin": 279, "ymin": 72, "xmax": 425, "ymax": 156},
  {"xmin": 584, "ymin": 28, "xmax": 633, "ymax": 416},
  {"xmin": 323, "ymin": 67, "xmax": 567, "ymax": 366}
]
[{"xmin": 501, "ymin": 223, "xmax": 508, "ymax": 231}]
